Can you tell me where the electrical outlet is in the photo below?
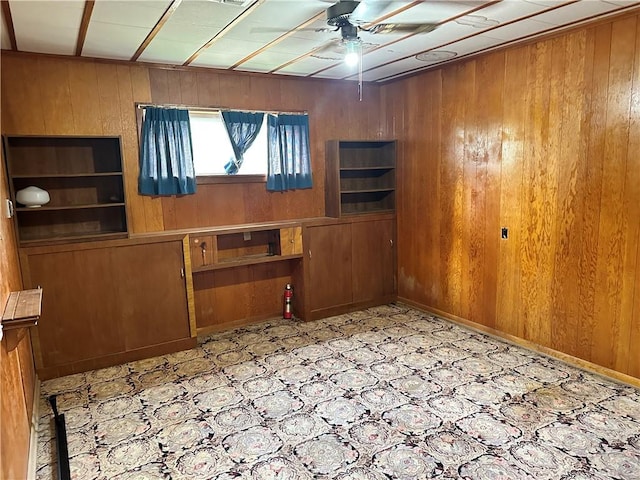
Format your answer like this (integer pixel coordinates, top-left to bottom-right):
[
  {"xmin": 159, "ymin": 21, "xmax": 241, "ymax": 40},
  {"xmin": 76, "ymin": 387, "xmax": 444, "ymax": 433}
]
[
  {"xmin": 243, "ymin": 231, "xmax": 251, "ymax": 241},
  {"xmin": 4, "ymin": 199, "xmax": 14, "ymax": 219}
]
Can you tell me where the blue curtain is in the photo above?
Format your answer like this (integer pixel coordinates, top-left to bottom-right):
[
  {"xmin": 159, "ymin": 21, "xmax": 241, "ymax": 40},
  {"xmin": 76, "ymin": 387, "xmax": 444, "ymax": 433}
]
[
  {"xmin": 221, "ymin": 111, "xmax": 264, "ymax": 174},
  {"xmin": 266, "ymin": 114, "xmax": 312, "ymax": 192},
  {"xmin": 139, "ymin": 107, "xmax": 196, "ymax": 196}
]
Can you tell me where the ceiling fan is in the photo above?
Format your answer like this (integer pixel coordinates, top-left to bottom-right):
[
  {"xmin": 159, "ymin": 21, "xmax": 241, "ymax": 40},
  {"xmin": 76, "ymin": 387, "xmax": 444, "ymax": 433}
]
[
  {"xmin": 309, "ymin": 1, "xmax": 438, "ymax": 66},
  {"xmin": 324, "ymin": 0, "xmax": 438, "ymax": 39},
  {"xmin": 254, "ymin": 1, "xmax": 438, "ymax": 55}
]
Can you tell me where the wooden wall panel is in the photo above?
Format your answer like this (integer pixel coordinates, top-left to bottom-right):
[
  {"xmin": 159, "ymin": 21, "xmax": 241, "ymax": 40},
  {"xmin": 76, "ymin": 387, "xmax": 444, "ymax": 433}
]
[
  {"xmin": 0, "ymin": 129, "xmax": 34, "ymax": 478},
  {"xmin": 193, "ymin": 261, "xmax": 293, "ymax": 333},
  {"xmin": 2, "ymin": 54, "xmax": 382, "ymax": 232},
  {"xmin": 384, "ymin": 11, "xmax": 640, "ymax": 380},
  {"xmin": 143, "ymin": 66, "xmax": 382, "ymax": 229}
]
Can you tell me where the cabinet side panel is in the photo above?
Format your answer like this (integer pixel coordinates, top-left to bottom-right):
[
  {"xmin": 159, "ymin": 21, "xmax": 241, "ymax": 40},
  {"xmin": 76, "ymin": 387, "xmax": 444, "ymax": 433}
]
[{"xmin": 325, "ymin": 141, "xmax": 341, "ymax": 218}]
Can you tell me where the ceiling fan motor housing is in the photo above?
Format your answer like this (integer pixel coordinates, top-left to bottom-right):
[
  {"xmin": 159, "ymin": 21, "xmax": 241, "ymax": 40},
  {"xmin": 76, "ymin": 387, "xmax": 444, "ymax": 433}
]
[{"xmin": 327, "ymin": 1, "xmax": 360, "ymax": 27}]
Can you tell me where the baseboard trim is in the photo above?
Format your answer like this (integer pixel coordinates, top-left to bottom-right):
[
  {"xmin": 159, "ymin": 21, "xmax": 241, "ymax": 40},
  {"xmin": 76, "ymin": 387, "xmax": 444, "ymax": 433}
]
[
  {"xmin": 196, "ymin": 312, "xmax": 282, "ymax": 337},
  {"xmin": 27, "ymin": 378, "xmax": 40, "ymax": 480},
  {"xmin": 397, "ymin": 297, "xmax": 640, "ymax": 389},
  {"xmin": 37, "ymin": 337, "xmax": 198, "ymax": 380}
]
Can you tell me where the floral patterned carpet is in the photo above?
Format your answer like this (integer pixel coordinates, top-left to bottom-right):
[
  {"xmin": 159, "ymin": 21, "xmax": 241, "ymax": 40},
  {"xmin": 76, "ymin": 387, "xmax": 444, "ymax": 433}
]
[{"xmin": 36, "ymin": 304, "xmax": 640, "ymax": 479}]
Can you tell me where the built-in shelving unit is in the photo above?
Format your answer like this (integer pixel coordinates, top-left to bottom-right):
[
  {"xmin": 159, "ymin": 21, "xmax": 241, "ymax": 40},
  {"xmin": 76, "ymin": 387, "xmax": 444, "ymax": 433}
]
[
  {"xmin": 3, "ymin": 135, "xmax": 128, "ymax": 245},
  {"xmin": 188, "ymin": 222, "xmax": 303, "ymax": 272},
  {"xmin": 325, "ymin": 140, "xmax": 396, "ymax": 217}
]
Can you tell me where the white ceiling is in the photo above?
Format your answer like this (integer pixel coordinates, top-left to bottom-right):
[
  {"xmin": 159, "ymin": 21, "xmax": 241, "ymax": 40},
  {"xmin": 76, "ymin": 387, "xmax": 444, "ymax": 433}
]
[{"xmin": 2, "ymin": 0, "xmax": 638, "ymax": 83}]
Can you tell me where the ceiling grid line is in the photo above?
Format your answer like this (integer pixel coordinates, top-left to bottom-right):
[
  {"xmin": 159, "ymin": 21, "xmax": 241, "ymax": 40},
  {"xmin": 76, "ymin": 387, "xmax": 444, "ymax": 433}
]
[
  {"xmin": 183, "ymin": 0, "xmax": 264, "ymax": 66},
  {"xmin": 2, "ymin": 0, "xmax": 639, "ymax": 83},
  {"xmin": 131, "ymin": 0, "xmax": 183, "ymax": 62},
  {"xmin": 346, "ymin": 0, "xmax": 583, "ymax": 81},
  {"xmin": 75, "ymin": 0, "xmax": 95, "ymax": 56},
  {"xmin": 377, "ymin": 1, "xmax": 640, "ymax": 83},
  {"xmin": 229, "ymin": 10, "xmax": 326, "ymax": 70},
  {"xmin": 310, "ymin": 0, "xmax": 503, "ymax": 79},
  {"xmin": 1, "ymin": 0, "xmax": 17, "ymax": 51},
  {"xmin": 269, "ymin": 1, "xmax": 428, "ymax": 75}
]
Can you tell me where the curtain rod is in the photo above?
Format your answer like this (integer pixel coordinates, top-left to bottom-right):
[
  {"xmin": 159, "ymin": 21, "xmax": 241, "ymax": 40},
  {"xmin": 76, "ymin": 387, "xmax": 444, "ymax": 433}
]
[{"xmin": 135, "ymin": 102, "xmax": 307, "ymax": 116}]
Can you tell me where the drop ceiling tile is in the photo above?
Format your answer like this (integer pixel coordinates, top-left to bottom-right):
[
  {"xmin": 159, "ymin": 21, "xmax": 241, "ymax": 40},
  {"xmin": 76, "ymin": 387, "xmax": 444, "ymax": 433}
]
[
  {"xmin": 83, "ymin": 23, "xmax": 152, "ymax": 60},
  {"xmin": 359, "ymin": 33, "xmax": 502, "ymax": 82},
  {"xmin": 90, "ymin": 0, "xmax": 172, "ymax": 28},
  {"xmin": 278, "ymin": 55, "xmax": 338, "ymax": 76},
  {"xmin": 235, "ymin": 0, "xmax": 326, "ymax": 33},
  {"xmin": 165, "ymin": 0, "xmax": 241, "ymax": 28},
  {"xmin": 147, "ymin": 20, "xmax": 224, "ymax": 44},
  {"xmin": 533, "ymin": 0, "xmax": 629, "ymax": 25},
  {"xmin": 480, "ymin": 18, "xmax": 557, "ymax": 41},
  {"xmin": 380, "ymin": 0, "xmax": 489, "ymax": 24},
  {"xmin": 473, "ymin": 0, "xmax": 568, "ymax": 22},
  {"xmin": 240, "ymin": 50, "xmax": 321, "ymax": 72},
  {"xmin": 10, "ymin": 0, "xmax": 84, "ymax": 55},
  {"xmin": 137, "ymin": 39, "xmax": 201, "ymax": 65},
  {"xmin": 189, "ymin": 37, "xmax": 266, "ymax": 68},
  {"xmin": 2, "ymin": 0, "xmax": 636, "ymax": 81},
  {"xmin": 601, "ymin": 0, "xmax": 640, "ymax": 5}
]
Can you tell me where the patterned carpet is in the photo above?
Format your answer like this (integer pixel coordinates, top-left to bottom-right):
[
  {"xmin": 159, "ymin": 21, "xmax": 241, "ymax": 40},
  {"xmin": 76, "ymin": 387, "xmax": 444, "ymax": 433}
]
[{"xmin": 36, "ymin": 304, "xmax": 640, "ymax": 479}]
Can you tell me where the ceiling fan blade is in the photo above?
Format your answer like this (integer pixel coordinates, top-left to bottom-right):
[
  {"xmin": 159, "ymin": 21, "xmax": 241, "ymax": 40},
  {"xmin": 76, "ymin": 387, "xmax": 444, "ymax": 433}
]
[
  {"xmin": 310, "ymin": 38, "xmax": 344, "ymax": 60},
  {"xmin": 349, "ymin": 0, "xmax": 392, "ymax": 25},
  {"xmin": 251, "ymin": 26, "xmax": 334, "ymax": 34},
  {"xmin": 369, "ymin": 23, "xmax": 438, "ymax": 34}
]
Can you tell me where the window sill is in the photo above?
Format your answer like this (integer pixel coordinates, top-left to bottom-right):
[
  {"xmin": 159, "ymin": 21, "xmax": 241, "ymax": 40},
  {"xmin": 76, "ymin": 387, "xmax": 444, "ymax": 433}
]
[{"xmin": 197, "ymin": 175, "xmax": 266, "ymax": 185}]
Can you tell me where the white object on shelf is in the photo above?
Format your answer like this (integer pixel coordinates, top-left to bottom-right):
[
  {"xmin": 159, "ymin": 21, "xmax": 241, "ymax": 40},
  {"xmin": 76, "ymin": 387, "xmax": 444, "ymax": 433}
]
[{"xmin": 16, "ymin": 186, "xmax": 50, "ymax": 208}]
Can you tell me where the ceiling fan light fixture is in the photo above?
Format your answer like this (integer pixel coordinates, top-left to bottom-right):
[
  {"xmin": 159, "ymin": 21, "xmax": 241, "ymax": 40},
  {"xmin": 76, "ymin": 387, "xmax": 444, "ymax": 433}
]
[{"xmin": 344, "ymin": 40, "xmax": 360, "ymax": 67}]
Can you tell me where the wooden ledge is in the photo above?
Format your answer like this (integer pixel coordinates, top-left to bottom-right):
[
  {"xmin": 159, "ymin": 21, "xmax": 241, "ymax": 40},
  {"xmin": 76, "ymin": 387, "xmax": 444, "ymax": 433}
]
[
  {"xmin": 2, "ymin": 288, "xmax": 42, "ymax": 351},
  {"xmin": 2, "ymin": 288, "xmax": 42, "ymax": 330}
]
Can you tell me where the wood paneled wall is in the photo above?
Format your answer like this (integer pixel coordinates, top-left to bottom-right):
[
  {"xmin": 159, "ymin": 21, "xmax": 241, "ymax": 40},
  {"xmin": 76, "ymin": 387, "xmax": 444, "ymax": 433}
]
[
  {"xmin": 382, "ymin": 12, "xmax": 640, "ymax": 380},
  {"xmin": 1, "ymin": 141, "xmax": 35, "ymax": 478},
  {"xmin": 1, "ymin": 53, "xmax": 383, "ymax": 233},
  {"xmin": 148, "ymin": 68, "xmax": 382, "ymax": 229}
]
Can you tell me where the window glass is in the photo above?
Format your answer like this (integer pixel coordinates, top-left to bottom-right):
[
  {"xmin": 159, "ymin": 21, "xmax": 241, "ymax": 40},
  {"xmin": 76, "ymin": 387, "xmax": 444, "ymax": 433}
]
[{"xmin": 189, "ymin": 111, "xmax": 268, "ymax": 176}]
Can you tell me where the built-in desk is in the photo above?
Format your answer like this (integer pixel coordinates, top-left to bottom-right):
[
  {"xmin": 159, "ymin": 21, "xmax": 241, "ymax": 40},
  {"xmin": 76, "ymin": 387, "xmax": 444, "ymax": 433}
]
[
  {"xmin": 19, "ymin": 216, "xmax": 395, "ymax": 378},
  {"xmin": 134, "ymin": 221, "xmax": 304, "ymax": 336}
]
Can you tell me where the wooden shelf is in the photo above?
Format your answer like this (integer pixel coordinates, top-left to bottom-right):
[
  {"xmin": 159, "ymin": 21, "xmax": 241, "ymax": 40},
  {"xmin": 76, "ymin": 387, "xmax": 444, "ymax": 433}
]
[
  {"xmin": 19, "ymin": 231, "xmax": 128, "ymax": 246},
  {"xmin": 12, "ymin": 172, "xmax": 123, "ymax": 178},
  {"xmin": 3, "ymin": 135, "xmax": 128, "ymax": 245},
  {"xmin": 16, "ymin": 203, "xmax": 125, "ymax": 212},
  {"xmin": 188, "ymin": 222, "xmax": 303, "ymax": 272},
  {"xmin": 340, "ymin": 166, "xmax": 395, "ymax": 171},
  {"xmin": 192, "ymin": 253, "xmax": 303, "ymax": 272},
  {"xmin": 341, "ymin": 188, "xmax": 395, "ymax": 194},
  {"xmin": 2, "ymin": 289, "xmax": 42, "ymax": 330},
  {"xmin": 326, "ymin": 140, "xmax": 396, "ymax": 217}
]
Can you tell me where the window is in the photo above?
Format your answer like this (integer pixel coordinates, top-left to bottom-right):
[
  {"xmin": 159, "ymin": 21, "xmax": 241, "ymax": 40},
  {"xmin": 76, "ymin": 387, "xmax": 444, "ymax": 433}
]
[{"xmin": 189, "ymin": 111, "xmax": 268, "ymax": 176}]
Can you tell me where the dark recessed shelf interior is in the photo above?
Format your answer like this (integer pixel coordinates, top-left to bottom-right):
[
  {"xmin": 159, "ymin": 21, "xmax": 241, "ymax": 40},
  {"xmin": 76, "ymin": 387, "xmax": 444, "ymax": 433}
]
[
  {"xmin": 3, "ymin": 135, "xmax": 128, "ymax": 244},
  {"xmin": 326, "ymin": 140, "xmax": 396, "ymax": 217}
]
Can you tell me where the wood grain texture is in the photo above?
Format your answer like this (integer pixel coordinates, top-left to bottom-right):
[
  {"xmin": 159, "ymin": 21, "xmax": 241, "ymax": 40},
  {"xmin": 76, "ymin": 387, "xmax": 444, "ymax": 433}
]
[
  {"xmin": 307, "ymin": 223, "xmax": 353, "ymax": 312},
  {"xmin": 192, "ymin": 261, "xmax": 293, "ymax": 332},
  {"xmin": 384, "ymin": 10, "xmax": 640, "ymax": 380},
  {"xmin": 352, "ymin": 219, "xmax": 395, "ymax": 303},
  {"xmin": 627, "ymin": 17, "xmax": 640, "ymax": 378},
  {"xmin": 1, "ymin": 140, "xmax": 35, "ymax": 479},
  {"xmin": 496, "ymin": 45, "xmax": 527, "ymax": 338},
  {"xmin": 22, "ymin": 238, "xmax": 193, "ymax": 376}
]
